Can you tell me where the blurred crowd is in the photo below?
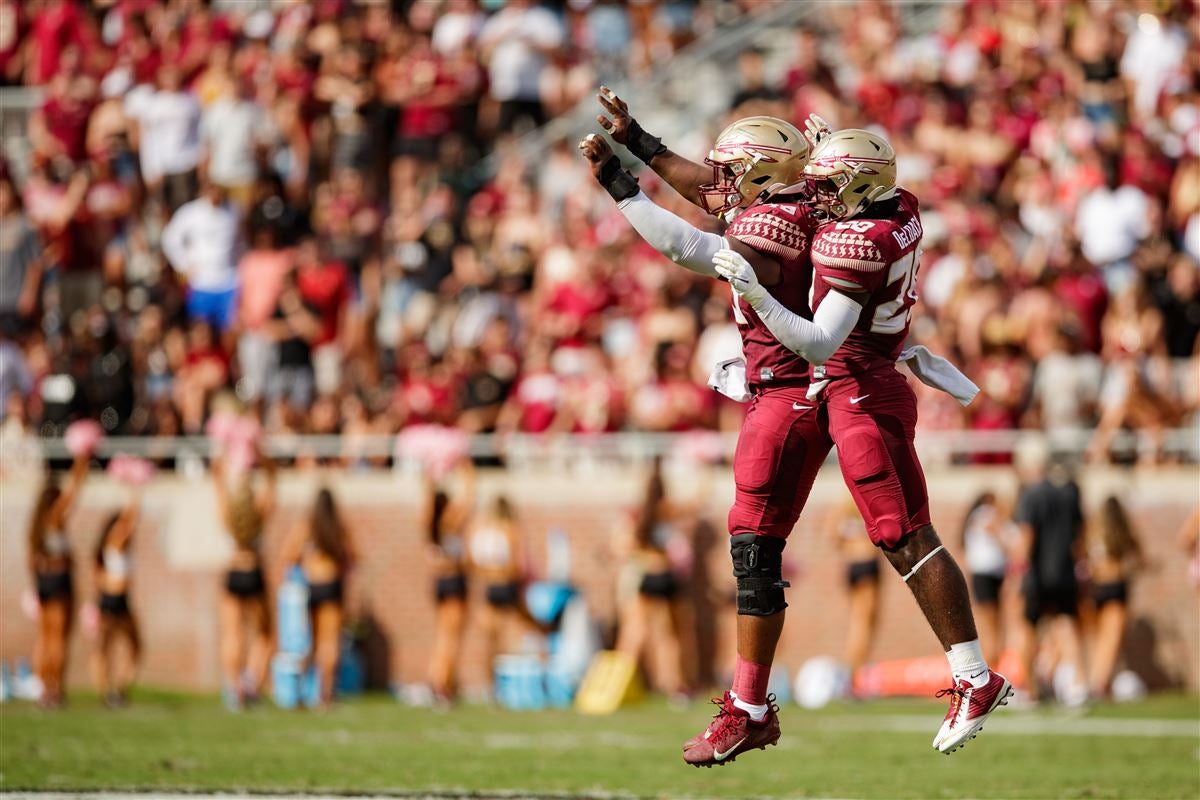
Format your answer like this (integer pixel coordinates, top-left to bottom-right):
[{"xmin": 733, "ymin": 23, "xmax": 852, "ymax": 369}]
[{"xmin": 0, "ymin": 0, "xmax": 1196, "ymax": 465}]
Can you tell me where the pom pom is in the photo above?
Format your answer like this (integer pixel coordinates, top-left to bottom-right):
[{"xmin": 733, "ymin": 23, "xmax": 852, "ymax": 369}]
[
  {"xmin": 107, "ymin": 454, "xmax": 156, "ymax": 485},
  {"xmin": 64, "ymin": 419, "xmax": 104, "ymax": 457},
  {"xmin": 395, "ymin": 425, "xmax": 470, "ymax": 478}
]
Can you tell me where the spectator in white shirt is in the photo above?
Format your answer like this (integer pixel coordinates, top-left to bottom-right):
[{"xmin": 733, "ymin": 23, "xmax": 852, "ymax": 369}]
[
  {"xmin": 1029, "ymin": 324, "xmax": 1104, "ymax": 437},
  {"xmin": 1074, "ymin": 163, "xmax": 1152, "ymax": 289},
  {"xmin": 201, "ymin": 78, "xmax": 271, "ymax": 209},
  {"xmin": 124, "ymin": 64, "xmax": 201, "ymax": 213},
  {"xmin": 161, "ymin": 183, "xmax": 241, "ymax": 332},
  {"xmin": 431, "ymin": 0, "xmax": 485, "ymax": 56},
  {"xmin": 478, "ymin": 0, "xmax": 563, "ymax": 133},
  {"xmin": 1119, "ymin": 13, "xmax": 1188, "ymax": 121}
]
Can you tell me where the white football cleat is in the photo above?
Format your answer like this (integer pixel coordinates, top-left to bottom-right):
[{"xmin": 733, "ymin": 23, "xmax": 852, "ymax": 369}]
[{"xmin": 932, "ymin": 671, "xmax": 1013, "ymax": 754}]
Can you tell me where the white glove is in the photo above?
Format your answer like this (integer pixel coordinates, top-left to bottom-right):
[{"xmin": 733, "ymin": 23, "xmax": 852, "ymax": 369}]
[
  {"xmin": 712, "ymin": 248, "xmax": 766, "ymax": 306},
  {"xmin": 716, "ymin": 244, "xmax": 865, "ymax": 366},
  {"xmin": 804, "ymin": 114, "xmax": 832, "ymax": 149}
]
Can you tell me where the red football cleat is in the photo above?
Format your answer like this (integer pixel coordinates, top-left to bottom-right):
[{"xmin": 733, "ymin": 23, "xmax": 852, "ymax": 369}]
[
  {"xmin": 682, "ymin": 692, "xmax": 781, "ymax": 767},
  {"xmin": 932, "ymin": 671, "xmax": 1012, "ymax": 754}
]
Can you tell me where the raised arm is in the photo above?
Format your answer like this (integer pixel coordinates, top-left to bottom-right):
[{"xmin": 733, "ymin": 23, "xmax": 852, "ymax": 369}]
[
  {"xmin": 597, "ymin": 87, "xmax": 833, "ymax": 210},
  {"xmin": 256, "ymin": 448, "xmax": 278, "ymax": 520},
  {"xmin": 210, "ymin": 453, "xmax": 230, "ymax": 528},
  {"xmin": 714, "ymin": 248, "xmax": 864, "ymax": 365},
  {"xmin": 596, "ymin": 87, "xmax": 710, "ymax": 206},
  {"xmin": 107, "ymin": 489, "xmax": 142, "ymax": 551},
  {"xmin": 444, "ymin": 459, "xmax": 477, "ymax": 534},
  {"xmin": 579, "ymin": 134, "xmax": 782, "ymax": 284},
  {"xmin": 50, "ymin": 452, "xmax": 90, "ymax": 529}
]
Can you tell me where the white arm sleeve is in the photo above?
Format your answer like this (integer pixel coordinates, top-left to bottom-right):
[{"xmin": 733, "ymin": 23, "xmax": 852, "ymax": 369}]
[
  {"xmin": 617, "ymin": 190, "xmax": 723, "ymax": 276},
  {"xmin": 748, "ymin": 288, "xmax": 863, "ymax": 365}
]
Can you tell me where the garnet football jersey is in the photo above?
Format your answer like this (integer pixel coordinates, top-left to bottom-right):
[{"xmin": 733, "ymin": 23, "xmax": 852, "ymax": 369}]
[
  {"xmin": 809, "ymin": 188, "xmax": 923, "ymax": 378},
  {"xmin": 724, "ymin": 201, "xmax": 817, "ymax": 386}
]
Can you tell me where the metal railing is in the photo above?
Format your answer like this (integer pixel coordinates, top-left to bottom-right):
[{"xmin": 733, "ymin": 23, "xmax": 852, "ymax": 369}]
[{"xmin": 24, "ymin": 427, "xmax": 1199, "ymax": 470}]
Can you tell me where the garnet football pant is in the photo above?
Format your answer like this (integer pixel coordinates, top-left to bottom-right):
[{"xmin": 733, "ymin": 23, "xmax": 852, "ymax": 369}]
[
  {"xmin": 726, "ymin": 368, "xmax": 931, "ymax": 549},
  {"xmin": 825, "ymin": 367, "xmax": 931, "ymax": 549},
  {"xmin": 728, "ymin": 384, "xmax": 832, "ymax": 539}
]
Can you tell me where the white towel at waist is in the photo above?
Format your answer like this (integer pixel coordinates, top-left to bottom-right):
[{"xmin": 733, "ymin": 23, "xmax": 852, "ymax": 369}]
[
  {"xmin": 898, "ymin": 345, "xmax": 979, "ymax": 407},
  {"xmin": 706, "ymin": 357, "xmax": 751, "ymax": 403}
]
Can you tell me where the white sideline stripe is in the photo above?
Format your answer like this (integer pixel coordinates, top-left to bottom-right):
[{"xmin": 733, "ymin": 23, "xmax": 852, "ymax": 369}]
[
  {"xmin": 467, "ymin": 715, "xmax": 1199, "ymax": 749},
  {"xmin": 0, "ymin": 795, "xmax": 671, "ymax": 800},
  {"xmin": 806, "ymin": 713, "xmax": 1200, "ymax": 739},
  {"xmin": 0, "ymin": 794, "xmax": 860, "ymax": 800}
]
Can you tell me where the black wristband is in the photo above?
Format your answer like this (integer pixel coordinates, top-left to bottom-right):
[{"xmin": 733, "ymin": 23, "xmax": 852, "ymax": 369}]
[
  {"xmin": 625, "ymin": 119, "xmax": 667, "ymax": 165},
  {"xmin": 598, "ymin": 155, "xmax": 639, "ymax": 202}
]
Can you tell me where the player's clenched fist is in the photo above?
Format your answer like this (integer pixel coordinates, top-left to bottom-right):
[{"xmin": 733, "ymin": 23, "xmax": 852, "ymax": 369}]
[
  {"xmin": 578, "ymin": 133, "xmax": 615, "ymax": 177},
  {"xmin": 713, "ymin": 248, "xmax": 765, "ymax": 305},
  {"xmin": 580, "ymin": 133, "xmax": 639, "ymax": 202}
]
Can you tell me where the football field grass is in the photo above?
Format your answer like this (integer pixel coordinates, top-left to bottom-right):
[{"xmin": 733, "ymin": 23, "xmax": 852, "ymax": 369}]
[{"xmin": 1, "ymin": 690, "xmax": 1197, "ymax": 799}]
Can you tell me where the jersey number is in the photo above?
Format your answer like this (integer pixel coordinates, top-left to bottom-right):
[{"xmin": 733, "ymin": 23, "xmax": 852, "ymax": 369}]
[{"xmin": 870, "ymin": 250, "xmax": 920, "ymax": 335}]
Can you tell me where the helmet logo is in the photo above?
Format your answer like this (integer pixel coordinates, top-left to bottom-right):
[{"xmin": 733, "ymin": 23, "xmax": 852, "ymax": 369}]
[
  {"xmin": 715, "ymin": 140, "xmax": 793, "ymax": 164},
  {"xmin": 810, "ymin": 154, "xmax": 890, "ymax": 174}
]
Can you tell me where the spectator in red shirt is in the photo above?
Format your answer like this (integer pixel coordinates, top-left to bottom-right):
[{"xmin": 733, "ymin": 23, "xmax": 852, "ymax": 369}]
[
  {"xmin": 1054, "ymin": 247, "xmax": 1110, "ymax": 355},
  {"xmin": 24, "ymin": 0, "xmax": 84, "ymax": 86},
  {"xmin": 21, "ymin": 156, "xmax": 95, "ymax": 321},
  {"xmin": 177, "ymin": 0, "xmax": 234, "ymax": 82},
  {"xmin": 628, "ymin": 342, "xmax": 713, "ymax": 433},
  {"xmin": 496, "ymin": 342, "xmax": 562, "ymax": 435},
  {"xmin": 394, "ymin": 344, "xmax": 457, "ymax": 428},
  {"xmin": 967, "ymin": 319, "xmax": 1032, "ymax": 464},
  {"xmin": 173, "ymin": 320, "xmax": 228, "ymax": 435},
  {"xmin": 295, "ymin": 236, "xmax": 352, "ymax": 397},
  {"xmin": 30, "ymin": 69, "xmax": 97, "ymax": 164},
  {"xmin": 80, "ymin": 155, "xmax": 133, "ymax": 286},
  {"xmin": 379, "ymin": 31, "xmax": 462, "ymax": 162}
]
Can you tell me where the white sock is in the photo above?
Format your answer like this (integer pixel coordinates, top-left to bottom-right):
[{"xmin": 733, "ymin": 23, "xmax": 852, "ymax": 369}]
[
  {"xmin": 732, "ymin": 695, "xmax": 769, "ymax": 722},
  {"xmin": 946, "ymin": 640, "xmax": 989, "ymax": 688}
]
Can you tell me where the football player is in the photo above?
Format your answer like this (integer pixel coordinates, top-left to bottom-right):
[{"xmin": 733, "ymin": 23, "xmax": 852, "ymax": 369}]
[
  {"xmin": 713, "ymin": 129, "xmax": 1012, "ymax": 754},
  {"xmin": 581, "ymin": 88, "xmax": 839, "ymax": 767}
]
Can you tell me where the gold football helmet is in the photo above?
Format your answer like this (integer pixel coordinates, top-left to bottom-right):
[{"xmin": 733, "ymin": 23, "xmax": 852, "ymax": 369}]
[
  {"xmin": 801, "ymin": 129, "xmax": 897, "ymax": 220},
  {"xmin": 699, "ymin": 116, "xmax": 810, "ymax": 217}
]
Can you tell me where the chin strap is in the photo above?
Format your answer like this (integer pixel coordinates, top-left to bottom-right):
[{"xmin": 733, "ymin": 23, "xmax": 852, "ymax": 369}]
[{"xmin": 901, "ymin": 544, "xmax": 945, "ymax": 583}]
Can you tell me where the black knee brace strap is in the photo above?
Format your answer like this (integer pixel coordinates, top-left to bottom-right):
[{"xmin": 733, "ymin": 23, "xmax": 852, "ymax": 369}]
[{"xmin": 730, "ymin": 533, "xmax": 789, "ymax": 616}]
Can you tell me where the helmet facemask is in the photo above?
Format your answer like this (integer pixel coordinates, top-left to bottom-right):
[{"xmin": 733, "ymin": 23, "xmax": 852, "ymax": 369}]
[
  {"xmin": 700, "ymin": 116, "xmax": 810, "ymax": 219},
  {"xmin": 798, "ymin": 174, "xmax": 849, "ymax": 220},
  {"xmin": 800, "ymin": 130, "xmax": 898, "ymax": 221},
  {"xmin": 698, "ymin": 158, "xmax": 747, "ymax": 217}
]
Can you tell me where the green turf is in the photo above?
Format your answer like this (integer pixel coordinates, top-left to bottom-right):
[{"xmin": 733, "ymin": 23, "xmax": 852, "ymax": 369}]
[{"xmin": 1, "ymin": 690, "xmax": 1197, "ymax": 799}]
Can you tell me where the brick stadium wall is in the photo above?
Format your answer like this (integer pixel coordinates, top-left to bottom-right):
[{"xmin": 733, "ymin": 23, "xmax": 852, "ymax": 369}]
[{"xmin": 1, "ymin": 466, "xmax": 1196, "ymax": 693}]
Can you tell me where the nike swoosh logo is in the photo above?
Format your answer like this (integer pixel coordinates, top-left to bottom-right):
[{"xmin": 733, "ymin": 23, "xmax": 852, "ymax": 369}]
[
  {"xmin": 792, "ymin": 402, "xmax": 812, "ymax": 410},
  {"xmin": 850, "ymin": 395, "xmax": 870, "ymax": 405},
  {"xmin": 969, "ymin": 669, "xmax": 988, "ymax": 680},
  {"xmin": 713, "ymin": 737, "xmax": 746, "ymax": 761}
]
